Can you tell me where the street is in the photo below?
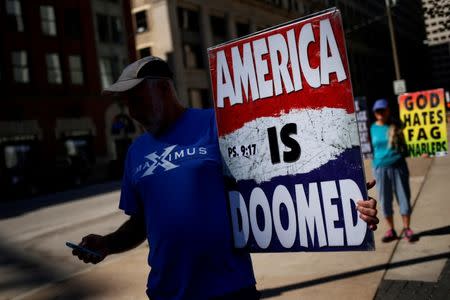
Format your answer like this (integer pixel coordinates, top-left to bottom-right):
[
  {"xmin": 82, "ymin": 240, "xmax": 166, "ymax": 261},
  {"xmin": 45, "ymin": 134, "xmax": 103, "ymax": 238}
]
[
  {"xmin": 0, "ymin": 154, "xmax": 449, "ymax": 300},
  {"xmin": 1, "ymin": 1, "xmax": 449, "ymax": 299},
  {"xmin": 0, "ymin": 182, "xmax": 131, "ymax": 299}
]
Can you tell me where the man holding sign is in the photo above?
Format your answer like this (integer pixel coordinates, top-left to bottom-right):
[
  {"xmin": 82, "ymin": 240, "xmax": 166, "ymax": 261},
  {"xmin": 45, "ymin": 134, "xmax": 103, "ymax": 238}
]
[{"xmin": 71, "ymin": 9, "xmax": 379, "ymax": 300}]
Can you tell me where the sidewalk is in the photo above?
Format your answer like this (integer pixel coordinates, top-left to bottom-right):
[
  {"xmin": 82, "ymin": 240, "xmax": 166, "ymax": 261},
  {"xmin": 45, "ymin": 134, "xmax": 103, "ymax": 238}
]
[
  {"xmin": 374, "ymin": 150, "xmax": 450, "ymax": 300},
  {"xmin": 375, "ymin": 259, "xmax": 450, "ymax": 300},
  {"xmin": 13, "ymin": 155, "xmax": 449, "ymax": 300}
]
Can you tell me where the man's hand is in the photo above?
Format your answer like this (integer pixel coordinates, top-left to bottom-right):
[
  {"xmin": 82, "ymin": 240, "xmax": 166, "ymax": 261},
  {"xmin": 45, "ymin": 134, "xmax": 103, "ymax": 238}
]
[
  {"xmin": 357, "ymin": 180, "xmax": 379, "ymax": 231},
  {"xmin": 72, "ymin": 234, "xmax": 109, "ymax": 264},
  {"xmin": 71, "ymin": 215, "xmax": 146, "ymax": 265}
]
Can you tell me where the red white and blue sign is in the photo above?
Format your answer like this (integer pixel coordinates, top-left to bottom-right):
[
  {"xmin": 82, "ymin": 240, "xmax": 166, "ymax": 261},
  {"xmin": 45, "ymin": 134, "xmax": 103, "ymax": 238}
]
[{"xmin": 208, "ymin": 9, "xmax": 374, "ymax": 252}]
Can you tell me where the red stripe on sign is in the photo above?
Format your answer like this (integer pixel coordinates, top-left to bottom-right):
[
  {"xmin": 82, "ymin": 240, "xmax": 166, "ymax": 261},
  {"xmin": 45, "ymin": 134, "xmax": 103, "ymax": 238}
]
[{"xmin": 208, "ymin": 10, "xmax": 354, "ymax": 136}]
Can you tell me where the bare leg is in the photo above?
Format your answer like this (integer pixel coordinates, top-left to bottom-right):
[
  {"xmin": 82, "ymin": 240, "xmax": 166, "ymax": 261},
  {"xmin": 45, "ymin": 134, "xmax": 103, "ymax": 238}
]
[
  {"xmin": 402, "ymin": 214, "xmax": 410, "ymax": 229},
  {"xmin": 386, "ymin": 216, "xmax": 394, "ymax": 230}
]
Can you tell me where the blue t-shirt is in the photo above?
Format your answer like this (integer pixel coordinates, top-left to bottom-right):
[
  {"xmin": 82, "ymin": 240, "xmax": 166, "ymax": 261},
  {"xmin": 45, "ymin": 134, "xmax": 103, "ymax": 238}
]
[
  {"xmin": 370, "ymin": 124, "xmax": 402, "ymax": 168},
  {"xmin": 119, "ymin": 108, "xmax": 255, "ymax": 300}
]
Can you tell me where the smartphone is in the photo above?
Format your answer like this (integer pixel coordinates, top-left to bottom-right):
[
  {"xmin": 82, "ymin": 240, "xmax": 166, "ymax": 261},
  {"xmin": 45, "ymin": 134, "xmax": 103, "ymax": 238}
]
[{"xmin": 66, "ymin": 241, "xmax": 102, "ymax": 258}]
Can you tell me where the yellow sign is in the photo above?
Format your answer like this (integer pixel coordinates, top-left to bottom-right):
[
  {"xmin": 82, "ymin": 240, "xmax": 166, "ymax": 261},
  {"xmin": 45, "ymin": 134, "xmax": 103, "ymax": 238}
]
[{"xmin": 399, "ymin": 89, "xmax": 448, "ymax": 157}]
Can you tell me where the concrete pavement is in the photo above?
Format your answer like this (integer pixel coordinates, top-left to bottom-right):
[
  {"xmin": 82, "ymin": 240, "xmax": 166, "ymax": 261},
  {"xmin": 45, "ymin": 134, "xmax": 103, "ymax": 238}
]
[{"xmin": 6, "ymin": 154, "xmax": 450, "ymax": 300}]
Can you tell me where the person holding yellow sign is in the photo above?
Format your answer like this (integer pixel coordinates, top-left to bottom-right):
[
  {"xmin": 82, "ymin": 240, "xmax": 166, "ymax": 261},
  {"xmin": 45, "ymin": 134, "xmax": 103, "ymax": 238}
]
[{"xmin": 370, "ymin": 99, "xmax": 414, "ymax": 243}]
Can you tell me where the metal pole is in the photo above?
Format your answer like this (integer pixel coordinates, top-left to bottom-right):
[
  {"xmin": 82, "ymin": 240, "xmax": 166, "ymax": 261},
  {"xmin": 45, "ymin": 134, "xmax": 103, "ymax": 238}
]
[{"xmin": 385, "ymin": 0, "xmax": 401, "ymax": 80}]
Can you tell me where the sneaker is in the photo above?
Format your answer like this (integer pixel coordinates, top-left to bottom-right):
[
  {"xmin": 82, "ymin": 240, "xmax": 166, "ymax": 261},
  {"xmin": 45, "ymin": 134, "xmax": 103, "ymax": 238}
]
[
  {"xmin": 382, "ymin": 229, "xmax": 398, "ymax": 243},
  {"xmin": 402, "ymin": 228, "xmax": 416, "ymax": 242}
]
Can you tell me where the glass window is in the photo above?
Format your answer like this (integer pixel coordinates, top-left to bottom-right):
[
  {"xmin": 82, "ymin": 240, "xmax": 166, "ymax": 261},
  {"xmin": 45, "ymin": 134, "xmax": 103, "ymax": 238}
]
[
  {"xmin": 183, "ymin": 43, "xmax": 204, "ymax": 69},
  {"xmin": 40, "ymin": 5, "xmax": 57, "ymax": 36},
  {"xmin": 188, "ymin": 89, "xmax": 210, "ymax": 108},
  {"xmin": 69, "ymin": 55, "xmax": 83, "ymax": 85},
  {"xmin": 6, "ymin": 0, "xmax": 24, "ymax": 32},
  {"xmin": 135, "ymin": 11, "xmax": 148, "ymax": 33},
  {"xmin": 100, "ymin": 57, "xmax": 119, "ymax": 89},
  {"xmin": 46, "ymin": 53, "xmax": 62, "ymax": 84},
  {"xmin": 111, "ymin": 17, "xmax": 123, "ymax": 43},
  {"xmin": 12, "ymin": 51, "xmax": 29, "ymax": 83},
  {"xmin": 177, "ymin": 7, "xmax": 200, "ymax": 32},
  {"xmin": 236, "ymin": 22, "xmax": 250, "ymax": 38},
  {"xmin": 210, "ymin": 16, "xmax": 227, "ymax": 44},
  {"xmin": 139, "ymin": 47, "xmax": 152, "ymax": 58},
  {"xmin": 96, "ymin": 14, "xmax": 109, "ymax": 42},
  {"xmin": 65, "ymin": 139, "xmax": 87, "ymax": 156},
  {"xmin": 64, "ymin": 9, "xmax": 81, "ymax": 38},
  {"xmin": 4, "ymin": 144, "xmax": 31, "ymax": 169}
]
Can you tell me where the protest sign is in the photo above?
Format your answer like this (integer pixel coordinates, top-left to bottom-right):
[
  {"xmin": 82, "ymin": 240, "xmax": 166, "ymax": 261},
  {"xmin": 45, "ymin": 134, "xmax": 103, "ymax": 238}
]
[
  {"xmin": 354, "ymin": 97, "xmax": 372, "ymax": 159},
  {"xmin": 398, "ymin": 89, "xmax": 448, "ymax": 157},
  {"xmin": 208, "ymin": 8, "xmax": 374, "ymax": 252}
]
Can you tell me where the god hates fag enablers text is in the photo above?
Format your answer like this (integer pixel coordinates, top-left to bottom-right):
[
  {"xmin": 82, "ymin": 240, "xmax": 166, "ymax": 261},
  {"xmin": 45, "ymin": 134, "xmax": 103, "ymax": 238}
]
[{"xmin": 399, "ymin": 89, "xmax": 448, "ymax": 157}]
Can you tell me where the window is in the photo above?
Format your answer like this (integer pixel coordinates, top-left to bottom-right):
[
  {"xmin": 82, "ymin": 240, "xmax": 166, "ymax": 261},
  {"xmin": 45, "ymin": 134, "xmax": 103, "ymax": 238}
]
[
  {"xmin": 178, "ymin": 7, "xmax": 203, "ymax": 69},
  {"xmin": 210, "ymin": 16, "xmax": 227, "ymax": 44},
  {"xmin": 6, "ymin": 0, "xmax": 24, "ymax": 32},
  {"xmin": 100, "ymin": 57, "xmax": 119, "ymax": 89},
  {"xmin": 236, "ymin": 22, "xmax": 250, "ymax": 38},
  {"xmin": 40, "ymin": 5, "xmax": 57, "ymax": 36},
  {"xmin": 188, "ymin": 89, "xmax": 210, "ymax": 108},
  {"xmin": 110, "ymin": 17, "xmax": 123, "ymax": 43},
  {"xmin": 139, "ymin": 47, "xmax": 152, "ymax": 58},
  {"xmin": 96, "ymin": 14, "xmax": 109, "ymax": 42},
  {"xmin": 135, "ymin": 11, "xmax": 148, "ymax": 33},
  {"xmin": 69, "ymin": 55, "xmax": 83, "ymax": 85},
  {"xmin": 12, "ymin": 51, "xmax": 29, "ymax": 83},
  {"xmin": 271, "ymin": 0, "xmax": 282, "ymax": 7},
  {"xmin": 46, "ymin": 53, "xmax": 62, "ymax": 84},
  {"xmin": 96, "ymin": 14, "xmax": 123, "ymax": 44},
  {"xmin": 177, "ymin": 7, "xmax": 200, "ymax": 32},
  {"xmin": 4, "ymin": 144, "xmax": 32, "ymax": 169},
  {"xmin": 183, "ymin": 43, "xmax": 204, "ymax": 68},
  {"xmin": 64, "ymin": 9, "xmax": 81, "ymax": 38}
]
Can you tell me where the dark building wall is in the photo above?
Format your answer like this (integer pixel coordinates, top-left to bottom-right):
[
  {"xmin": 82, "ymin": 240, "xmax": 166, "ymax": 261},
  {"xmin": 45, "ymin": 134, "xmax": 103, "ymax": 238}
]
[
  {"xmin": 0, "ymin": 0, "xmax": 136, "ymax": 196},
  {"xmin": 428, "ymin": 43, "xmax": 450, "ymax": 91},
  {"xmin": 330, "ymin": 0, "xmax": 429, "ymax": 114},
  {"xmin": 1, "ymin": 0, "xmax": 104, "ymax": 158},
  {"xmin": 393, "ymin": 0, "xmax": 430, "ymax": 93}
]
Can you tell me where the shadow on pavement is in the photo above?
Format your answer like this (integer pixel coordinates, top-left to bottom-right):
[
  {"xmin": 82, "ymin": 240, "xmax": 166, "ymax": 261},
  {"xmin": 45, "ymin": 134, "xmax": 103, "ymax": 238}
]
[
  {"xmin": 260, "ymin": 251, "xmax": 450, "ymax": 298},
  {"xmin": 0, "ymin": 242, "xmax": 101, "ymax": 299},
  {"xmin": 0, "ymin": 181, "xmax": 121, "ymax": 220},
  {"xmin": 411, "ymin": 225, "xmax": 450, "ymax": 242}
]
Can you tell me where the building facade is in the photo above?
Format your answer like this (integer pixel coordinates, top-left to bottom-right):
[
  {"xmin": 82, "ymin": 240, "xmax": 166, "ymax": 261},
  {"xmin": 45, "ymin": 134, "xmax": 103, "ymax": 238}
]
[
  {"xmin": 130, "ymin": 0, "xmax": 325, "ymax": 108},
  {"xmin": 0, "ymin": 0, "xmax": 137, "ymax": 198},
  {"xmin": 422, "ymin": 0, "xmax": 450, "ymax": 94},
  {"xmin": 130, "ymin": 0, "xmax": 430, "ymax": 112}
]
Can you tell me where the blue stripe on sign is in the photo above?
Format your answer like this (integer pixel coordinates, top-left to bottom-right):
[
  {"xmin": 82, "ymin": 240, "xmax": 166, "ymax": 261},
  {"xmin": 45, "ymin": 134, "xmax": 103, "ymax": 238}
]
[{"xmin": 228, "ymin": 147, "xmax": 375, "ymax": 252}]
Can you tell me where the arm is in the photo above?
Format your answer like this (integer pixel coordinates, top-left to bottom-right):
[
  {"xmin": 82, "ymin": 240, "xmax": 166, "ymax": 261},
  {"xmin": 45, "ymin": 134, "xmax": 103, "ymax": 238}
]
[
  {"xmin": 72, "ymin": 212, "xmax": 146, "ymax": 264},
  {"xmin": 105, "ymin": 212, "xmax": 146, "ymax": 254}
]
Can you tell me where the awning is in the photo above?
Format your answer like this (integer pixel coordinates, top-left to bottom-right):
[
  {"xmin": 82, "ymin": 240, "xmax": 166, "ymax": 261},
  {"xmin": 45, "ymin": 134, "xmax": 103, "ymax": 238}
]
[
  {"xmin": 55, "ymin": 117, "xmax": 97, "ymax": 137},
  {"xmin": 0, "ymin": 120, "xmax": 43, "ymax": 142}
]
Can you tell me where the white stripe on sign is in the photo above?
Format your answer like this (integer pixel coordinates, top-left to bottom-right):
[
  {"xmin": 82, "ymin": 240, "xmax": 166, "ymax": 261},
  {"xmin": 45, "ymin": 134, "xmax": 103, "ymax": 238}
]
[{"xmin": 219, "ymin": 108, "xmax": 360, "ymax": 184}]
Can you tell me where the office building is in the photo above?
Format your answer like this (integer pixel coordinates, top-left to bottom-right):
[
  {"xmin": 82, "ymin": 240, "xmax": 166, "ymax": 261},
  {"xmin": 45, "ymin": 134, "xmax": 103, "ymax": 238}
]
[
  {"xmin": 0, "ymin": 0, "xmax": 136, "ymax": 197},
  {"xmin": 422, "ymin": 0, "xmax": 450, "ymax": 93}
]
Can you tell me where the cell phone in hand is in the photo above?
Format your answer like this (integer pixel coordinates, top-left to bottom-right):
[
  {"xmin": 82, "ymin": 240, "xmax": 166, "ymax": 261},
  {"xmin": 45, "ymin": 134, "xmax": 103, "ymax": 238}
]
[{"xmin": 66, "ymin": 241, "xmax": 102, "ymax": 258}]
